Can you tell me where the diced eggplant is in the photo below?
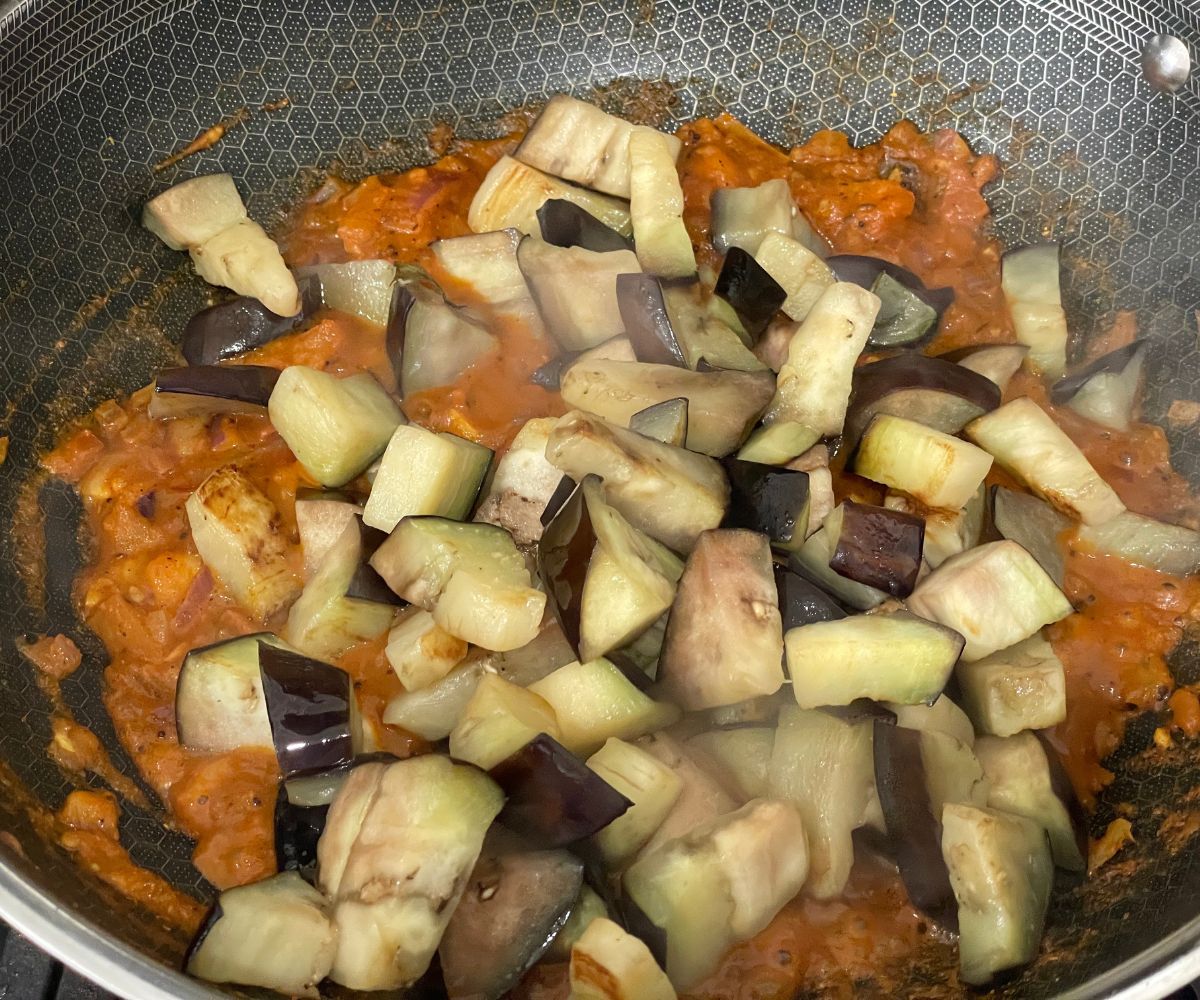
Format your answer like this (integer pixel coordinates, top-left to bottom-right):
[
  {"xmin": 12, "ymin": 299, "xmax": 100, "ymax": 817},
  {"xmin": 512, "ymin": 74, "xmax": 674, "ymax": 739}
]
[
  {"xmin": 387, "ymin": 269, "xmax": 498, "ymax": 397},
  {"xmin": 625, "ymin": 800, "xmax": 808, "ymax": 989},
  {"xmin": 752, "ymin": 230, "xmax": 835, "ymax": 322},
  {"xmin": 382, "ymin": 661, "xmax": 484, "ymax": 741},
  {"xmin": 789, "ymin": 444, "xmax": 835, "ymax": 535},
  {"xmin": 868, "ymin": 272, "xmax": 937, "ymax": 347},
  {"xmin": 181, "ymin": 277, "xmax": 322, "ymax": 366},
  {"xmin": 547, "ymin": 884, "xmax": 610, "ymax": 960},
  {"xmin": 968, "ymin": 398, "xmax": 1126, "ymax": 524},
  {"xmin": 295, "ymin": 259, "xmax": 395, "ymax": 326},
  {"xmin": 956, "ymin": 635, "xmax": 1067, "ymax": 737},
  {"xmin": 791, "ymin": 526, "xmax": 888, "ymax": 611},
  {"xmin": 370, "ymin": 517, "xmax": 545, "ymax": 652},
  {"xmin": 430, "ymin": 228, "xmax": 546, "ymax": 337},
  {"xmin": 515, "ymin": 95, "xmax": 681, "ymax": 199},
  {"xmin": 635, "ymin": 733, "xmax": 737, "ymax": 857},
  {"xmin": 257, "ymin": 642, "xmax": 354, "ymax": 777},
  {"xmin": 449, "ymin": 674, "xmax": 561, "ymax": 771},
  {"xmin": 538, "ymin": 198, "xmax": 633, "ymax": 253},
  {"xmin": 774, "ymin": 562, "xmax": 849, "ymax": 629},
  {"xmin": 1075, "ymin": 509, "xmax": 1200, "ymax": 576},
  {"xmin": 588, "ymin": 737, "xmax": 684, "ymax": 866},
  {"xmin": 855, "ymin": 414, "xmax": 993, "ymax": 511},
  {"xmin": 975, "ymin": 732, "xmax": 1086, "ymax": 871},
  {"xmin": 713, "ymin": 247, "xmax": 787, "ymax": 342},
  {"xmin": 764, "ymin": 282, "xmax": 880, "ymax": 436},
  {"xmin": 824, "ymin": 500, "xmax": 924, "ymax": 598},
  {"xmin": 629, "ymin": 130, "xmax": 695, "ymax": 279},
  {"xmin": 825, "ymin": 254, "xmax": 954, "ymax": 316},
  {"xmin": 887, "ymin": 695, "xmax": 976, "ymax": 749},
  {"xmin": 148, "ymin": 364, "xmax": 279, "ymax": 419},
  {"xmin": 440, "ymin": 842, "xmax": 585, "ymax": 1000},
  {"xmin": 483, "ymin": 618, "xmax": 581, "ymax": 687},
  {"xmin": 1002, "ymin": 243, "xmax": 1068, "ymax": 379},
  {"xmin": 143, "ymin": 173, "xmax": 246, "ymax": 250},
  {"xmin": 660, "ymin": 281, "xmax": 767, "ymax": 372},
  {"xmin": 469, "ymin": 155, "xmax": 633, "ymax": 238},
  {"xmin": 537, "ymin": 476, "xmax": 595, "ymax": 656},
  {"xmin": 659, "ymin": 530, "xmax": 784, "ymax": 711},
  {"xmin": 845, "ymin": 352, "xmax": 1001, "ymax": 446},
  {"xmin": 907, "ymin": 541, "xmax": 1073, "ymax": 662},
  {"xmin": 560, "ymin": 358, "xmax": 773, "ymax": 457},
  {"xmin": 721, "ymin": 461, "xmax": 810, "ymax": 551},
  {"xmin": 319, "ymin": 756, "xmax": 504, "ymax": 991},
  {"xmin": 384, "ymin": 608, "xmax": 468, "ymax": 692},
  {"xmin": 1051, "ymin": 340, "xmax": 1147, "ymax": 431},
  {"xmin": 711, "ymin": 178, "xmax": 821, "ymax": 257},
  {"xmin": 885, "ymin": 486, "xmax": 986, "ymax": 570},
  {"xmin": 519, "ymin": 239, "xmax": 642, "ymax": 351},
  {"xmin": 176, "ymin": 632, "xmax": 286, "ymax": 752},
  {"xmin": 274, "ymin": 784, "xmax": 329, "ymax": 877},
  {"xmin": 530, "ymin": 658, "xmax": 679, "ymax": 756},
  {"xmin": 294, "ymin": 490, "xmax": 363, "ymax": 580},
  {"xmin": 186, "ymin": 871, "xmax": 336, "ymax": 998},
  {"xmin": 569, "ymin": 916, "xmax": 677, "ymax": 1000},
  {"xmin": 941, "ymin": 802, "xmax": 1053, "ymax": 985},
  {"xmin": 268, "ymin": 366, "xmax": 404, "ymax": 487},
  {"xmin": 473, "ymin": 417, "xmax": 565, "ymax": 546},
  {"xmin": 616, "ymin": 273, "xmax": 687, "ymax": 368},
  {"xmin": 991, "ymin": 486, "xmax": 1070, "ymax": 588},
  {"xmin": 944, "ymin": 343, "xmax": 1029, "ymax": 393},
  {"xmin": 686, "ymin": 727, "xmax": 774, "ymax": 800},
  {"xmin": 362, "ymin": 424, "xmax": 491, "ymax": 533},
  {"xmin": 785, "ymin": 611, "xmax": 963, "ymax": 709},
  {"xmin": 189, "ymin": 219, "xmax": 302, "ymax": 318},
  {"xmin": 185, "ymin": 466, "xmax": 300, "ymax": 620},
  {"xmin": 628, "ymin": 397, "xmax": 689, "ymax": 447},
  {"xmin": 579, "ymin": 479, "xmax": 684, "ymax": 662},
  {"xmin": 489, "ymin": 733, "xmax": 632, "ymax": 847},
  {"xmin": 284, "ymin": 519, "xmax": 396, "ymax": 661},
  {"xmin": 736, "ymin": 422, "xmax": 819, "ymax": 466}
]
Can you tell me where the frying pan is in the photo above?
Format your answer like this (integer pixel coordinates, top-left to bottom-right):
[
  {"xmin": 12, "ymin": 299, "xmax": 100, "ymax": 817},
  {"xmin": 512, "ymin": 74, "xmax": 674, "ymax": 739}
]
[{"xmin": 1, "ymin": 0, "xmax": 1199, "ymax": 996}]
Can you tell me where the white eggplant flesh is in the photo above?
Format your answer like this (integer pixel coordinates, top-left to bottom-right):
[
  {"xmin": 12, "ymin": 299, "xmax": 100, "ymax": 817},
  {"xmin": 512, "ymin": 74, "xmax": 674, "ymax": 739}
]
[
  {"xmin": 529, "ymin": 658, "xmax": 679, "ymax": 756},
  {"xmin": 711, "ymin": 179, "xmax": 821, "ymax": 256},
  {"xmin": 624, "ymin": 799, "xmax": 808, "ymax": 990},
  {"xmin": 515, "ymin": 94, "xmax": 681, "ymax": 199},
  {"xmin": 956, "ymin": 635, "xmax": 1067, "ymax": 737},
  {"xmin": 659, "ymin": 529, "xmax": 785, "ymax": 711},
  {"xmin": 472, "ymin": 417, "xmax": 564, "ymax": 546},
  {"xmin": 1076, "ymin": 510, "xmax": 1200, "ymax": 576},
  {"xmin": 628, "ymin": 130, "xmax": 696, "ymax": 279},
  {"xmin": 319, "ymin": 757, "xmax": 504, "ymax": 991},
  {"xmin": 435, "ymin": 567, "xmax": 549, "ymax": 653},
  {"xmin": 363, "ymin": 424, "xmax": 491, "ymax": 533},
  {"xmin": 469, "ymin": 155, "xmax": 633, "ymax": 238},
  {"xmin": 765, "ymin": 282, "xmax": 881, "ymax": 436},
  {"xmin": 397, "ymin": 277, "xmax": 498, "ymax": 397},
  {"xmin": 753, "ymin": 230, "xmax": 836, "ymax": 321},
  {"xmin": 546, "ymin": 885, "xmax": 609, "ymax": 961},
  {"xmin": 143, "ymin": 173, "xmax": 247, "ymax": 250},
  {"xmin": 385, "ymin": 608, "xmax": 468, "ymax": 692},
  {"xmin": 268, "ymin": 366, "xmax": 405, "ymax": 488},
  {"xmin": 629, "ymin": 397, "xmax": 689, "ymax": 446},
  {"xmin": 737, "ymin": 422, "xmax": 821, "ymax": 466},
  {"xmin": 431, "ymin": 228, "xmax": 546, "ymax": 338},
  {"xmin": 966, "ymin": 397, "xmax": 1124, "ymax": 525},
  {"xmin": 941, "ymin": 802, "xmax": 1053, "ymax": 985},
  {"xmin": 1002, "ymin": 244, "xmax": 1067, "ymax": 379},
  {"xmin": 588, "ymin": 737, "xmax": 684, "ymax": 867},
  {"xmin": 785, "ymin": 611, "xmax": 963, "ymax": 709},
  {"xmin": 855, "ymin": 414, "xmax": 993, "ymax": 511},
  {"xmin": 297, "ymin": 259, "xmax": 396, "ymax": 326},
  {"xmin": 687, "ymin": 727, "xmax": 774, "ymax": 800},
  {"xmin": 382, "ymin": 660, "xmax": 484, "ymax": 740},
  {"xmin": 660, "ymin": 281, "xmax": 767, "ymax": 373},
  {"xmin": 545, "ymin": 410, "xmax": 730, "ymax": 553},
  {"xmin": 186, "ymin": 466, "xmax": 300, "ymax": 621},
  {"xmin": 885, "ymin": 485, "xmax": 986, "ymax": 570},
  {"xmin": 295, "ymin": 493, "xmax": 363, "ymax": 580},
  {"xmin": 190, "ymin": 219, "xmax": 301, "ymax": 318},
  {"xmin": 887, "ymin": 695, "xmax": 976, "ymax": 749},
  {"xmin": 449, "ymin": 673, "xmax": 561, "ymax": 770},
  {"xmin": 1065, "ymin": 346, "xmax": 1146, "ymax": 431},
  {"xmin": 792, "ymin": 525, "xmax": 887, "ymax": 610},
  {"xmin": 907, "ymin": 541, "xmax": 1073, "ymax": 662},
  {"xmin": 953, "ymin": 344, "xmax": 1030, "ymax": 392},
  {"xmin": 788, "ymin": 444, "xmax": 834, "ymax": 535},
  {"xmin": 920, "ymin": 729, "xmax": 990, "ymax": 814},
  {"xmin": 187, "ymin": 872, "xmax": 336, "ymax": 998},
  {"xmin": 636, "ymin": 733, "xmax": 737, "ymax": 857},
  {"xmin": 767, "ymin": 704, "xmax": 874, "ymax": 898},
  {"xmin": 570, "ymin": 917, "xmax": 677, "ymax": 1000},
  {"xmin": 560, "ymin": 358, "xmax": 774, "ymax": 457}
]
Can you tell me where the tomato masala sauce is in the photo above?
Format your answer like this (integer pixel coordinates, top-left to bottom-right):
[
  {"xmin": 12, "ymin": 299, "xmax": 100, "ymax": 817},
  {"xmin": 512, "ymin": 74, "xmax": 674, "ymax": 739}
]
[{"xmin": 39, "ymin": 113, "xmax": 1200, "ymax": 994}]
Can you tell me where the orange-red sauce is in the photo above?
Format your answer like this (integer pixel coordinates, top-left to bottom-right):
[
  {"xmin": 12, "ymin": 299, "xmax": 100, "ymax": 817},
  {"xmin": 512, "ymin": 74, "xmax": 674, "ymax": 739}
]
[{"xmin": 38, "ymin": 114, "xmax": 1200, "ymax": 995}]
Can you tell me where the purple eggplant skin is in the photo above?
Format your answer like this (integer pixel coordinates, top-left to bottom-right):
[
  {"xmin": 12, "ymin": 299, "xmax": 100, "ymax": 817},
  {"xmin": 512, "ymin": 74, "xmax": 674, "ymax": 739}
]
[
  {"xmin": 538, "ymin": 198, "xmax": 633, "ymax": 254},
  {"xmin": 714, "ymin": 247, "xmax": 788, "ymax": 342},
  {"xmin": 536, "ymin": 478, "xmax": 595, "ymax": 658},
  {"xmin": 1049, "ymin": 339, "xmax": 1147, "ymax": 405},
  {"xmin": 540, "ymin": 475, "xmax": 578, "ymax": 528},
  {"xmin": 385, "ymin": 279, "xmax": 416, "ymax": 388},
  {"xmin": 488, "ymin": 733, "xmax": 632, "ymax": 848},
  {"xmin": 829, "ymin": 500, "xmax": 926, "ymax": 599},
  {"xmin": 345, "ymin": 518, "xmax": 407, "ymax": 607},
  {"xmin": 181, "ymin": 276, "xmax": 321, "ymax": 366},
  {"xmin": 722, "ymin": 459, "xmax": 811, "ymax": 550},
  {"xmin": 574, "ymin": 840, "xmax": 669, "ymax": 971},
  {"xmin": 273, "ymin": 785, "xmax": 328, "ymax": 879},
  {"xmin": 183, "ymin": 900, "xmax": 224, "ymax": 972},
  {"xmin": 531, "ymin": 352, "xmax": 577, "ymax": 391},
  {"xmin": 1034, "ymin": 730, "xmax": 1089, "ymax": 872},
  {"xmin": 151, "ymin": 365, "xmax": 280, "ymax": 418},
  {"xmin": 773, "ymin": 563, "xmax": 850, "ymax": 630},
  {"xmin": 258, "ymin": 642, "xmax": 354, "ymax": 779},
  {"xmin": 872, "ymin": 721, "xmax": 959, "ymax": 934},
  {"xmin": 823, "ymin": 699, "xmax": 898, "ymax": 726},
  {"xmin": 616, "ymin": 273, "xmax": 688, "ymax": 367},
  {"xmin": 826, "ymin": 255, "xmax": 954, "ymax": 315}
]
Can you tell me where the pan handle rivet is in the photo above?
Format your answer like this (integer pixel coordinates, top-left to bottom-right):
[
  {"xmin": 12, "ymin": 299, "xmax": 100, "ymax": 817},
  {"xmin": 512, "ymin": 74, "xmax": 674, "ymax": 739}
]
[{"xmin": 1141, "ymin": 34, "xmax": 1191, "ymax": 93}]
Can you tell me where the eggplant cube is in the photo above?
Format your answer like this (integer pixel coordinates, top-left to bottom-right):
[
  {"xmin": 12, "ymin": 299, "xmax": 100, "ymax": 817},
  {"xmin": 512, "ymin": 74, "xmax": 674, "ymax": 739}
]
[
  {"xmin": 714, "ymin": 247, "xmax": 787, "ymax": 341},
  {"xmin": 258, "ymin": 642, "xmax": 354, "ymax": 778},
  {"xmin": 432, "ymin": 227, "xmax": 548, "ymax": 338},
  {"xmin": 149, "ymin": 365, "xmax": 279, "ymax": 420},
  {"xmin": 268, "ymin": 366, "xmax": 404, "ymax": 488},
  {"xmin": 189, "ymin": 219, "xmax": 302, "ymax": 318},
  {"xmin": 722, "ymin": 460, "xmax": 811, "ymax": 551},
  {"xmin": 449, "ymin": 674, "xmax": 562, "ymax": 771},
  {"xmin": 384, "ymin": 608, "xmax": 468, "ymax": 692},
  {"xmin": 636, "ymin": 732, "xmax": 738, "ymax": 858},
  {"xmin": 295, "ymin": 490, "xmax": 364, "ymax": 580},
  {"xmin": 991, "ymin": 486, "xmax": 1071, "ymax": 588},
  {"xmin": 569, "ymin": 917, "xmax": 677, "ymax": 1000},
  {"xmin": 753, "ymin": 230, "xmax": 834, "ymax": 322},
  {"xmin": 180, "ymin": 276, "xmax": 321, "ymax": 366},
  {"xmin": 687, "ymin": 727, "xmax": 774, "ymax": 801},
  {"xmin": 711, "ymin": 178, "xmax": 805, "ymax": 256},
  {"xmin": 1076, "ymin": 509, "xmax": 1200, "ymax": 577},
  {"xmin": 1053, "ymin": 341, "xmax": 1147, "ymax": 432},
  {"xmin": 185, "ymin": 466, "xmax": 301, "ymax": 621},
  {"xmin": 1002, "ymin": 243, "xmax": 1067, "ymax": 379},
  {"xmin": 736, "ymin": 422, "xmax": 821, "ymax": 467},
  {"xmin": 825, "ymin": 500, "xmax": 925, "ymax": 598},
  {"xmin": 297, "ymin": 258, "xmax": 396, "ymax": 326},
  {"xmin": 538, "ymin": 198, "xmax": 634, "ymax": 253},
  {"xmin": 628, "ymin": 130, "xmax": 696, "ymax": 280},
  {"xmin": 143, "ymin": 173, "xmax": 246, "ymax": 250},
  {"xmin": 907, "ymin": 541, "xmax": 1073, "ymax": 662},
  {"xmin": 382, "ymin": 661, "xmax": 484, "ymax": 742},
  {"xmin": 588, "ymin": 737, "xmax": 684, "ymax": 867},
  {"xmin": 473, "ymin": 416, "xmax": 564, "ymax": 547},
  {"xmin": 628, "ymin": 397, "xmax": 689, "ymax": 447},
  {"xmin": 956, "ymin": 635, "xmax": 1067, "ymax": 737}
]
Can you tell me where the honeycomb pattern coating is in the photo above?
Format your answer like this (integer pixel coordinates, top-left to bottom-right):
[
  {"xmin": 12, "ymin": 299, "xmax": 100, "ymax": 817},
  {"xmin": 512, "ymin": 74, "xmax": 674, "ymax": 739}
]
[{"xmin": 0, "ymin": 0, "xmax": 1198, "ymax": 996}]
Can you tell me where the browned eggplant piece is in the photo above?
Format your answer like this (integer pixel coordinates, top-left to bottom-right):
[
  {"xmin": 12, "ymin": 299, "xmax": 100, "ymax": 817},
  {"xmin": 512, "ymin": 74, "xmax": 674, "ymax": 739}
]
[
  {"xmin": 1049, "ymin": 339, "xmax": 1147, "ymax": 431},
  {"xmin": 872, "ymin": 721, "xmax": 958, "ymax": 933},
  {"xmin": 536, "ymin": 476, "xmax": 595, "ymax": 657},
  {"xmin": 342, "ymin": 518, "xmax": 405, "ymax": 607},
  {"xmin": 538, "ymin": 198, "xmax": 633, "ymax": 254},
  {"xmin": 773, "ymin": 562, "xmax": 849, "ymax": 630},
  {"xmin": 181, "ymin": 275, "xmax": 321, "ymax": 366},
  {"xmin": 826, "ymin": 255, "xmax": 953, "ymax": 315},
  {"xmin": 488, "ymin": 733, "xmax": 632, "ymax": 848},
  {"xmin": 616, "ymin": 273, "xmax": 687, "ymax": 367},
  {"xmin": 258, "ymin": 642, "xmax": 354, "ymax": 778},
  {"xmin": 846, "ymin": 353, "xmax": 1002, "ymax": 446},
  {"xmin": 714, "ymin": 247, "xmax": 787, "ymax": 342},
  {"xmin": 990, "ymin": 486, "xmax": 1070, "ymax": 588},
  {"xmin": 149, "ymin": 365, "xmax": 280, "ymax": 419},
  {"xmin": 721, "ymin": 459, "xmax": 811, "ymax": 551},
  {"xmin": 826, "ymin": 500, "xmax": 925, "ymax": 599},
  {"xmin": 439, "ymin": 840, "xmax": 585, "ymax": 1000}
]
